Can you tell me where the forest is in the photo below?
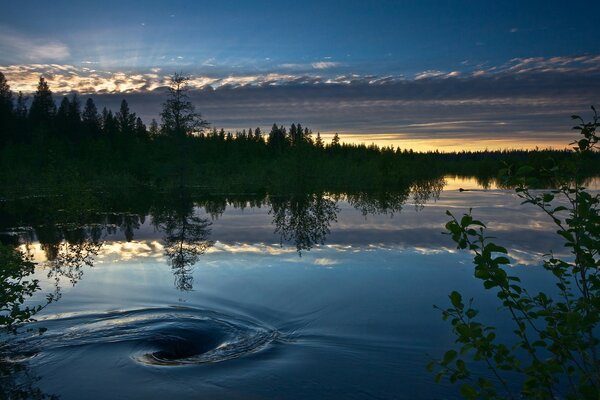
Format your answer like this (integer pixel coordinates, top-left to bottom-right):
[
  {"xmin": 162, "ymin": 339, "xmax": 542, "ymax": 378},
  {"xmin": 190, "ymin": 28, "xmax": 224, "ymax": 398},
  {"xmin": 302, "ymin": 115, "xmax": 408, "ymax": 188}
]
[{"xmin": 1, "ymin": 72, "xmax": 599, "ymax": 195}]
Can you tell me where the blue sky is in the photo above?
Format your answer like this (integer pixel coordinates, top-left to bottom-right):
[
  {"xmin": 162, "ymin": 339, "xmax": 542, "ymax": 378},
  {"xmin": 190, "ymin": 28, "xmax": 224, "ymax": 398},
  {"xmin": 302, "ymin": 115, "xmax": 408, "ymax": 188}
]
[
  {"xmin": 1, "ymin": 1, "xmax": 599, "ymax": 149},
  {"xmin": 2, "ymin": 0, "xmax": 598, "ymax": 74}
]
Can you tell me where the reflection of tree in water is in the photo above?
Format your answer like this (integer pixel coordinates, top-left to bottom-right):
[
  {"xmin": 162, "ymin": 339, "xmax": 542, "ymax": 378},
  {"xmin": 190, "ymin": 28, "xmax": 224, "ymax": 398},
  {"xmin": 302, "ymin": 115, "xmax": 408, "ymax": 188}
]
[
  {"xmin": 269, "ymin": 193, "xmax": 339, "ymax": 254},
  {"xmin": 347, "ymin": 177, "xmax": 446, "ymax": 216},
  {"xmin": 411, "ymin": 177, "xmax": 445, "ymax": 210},
  {"xmin": 347, "ymin": 190, "xmax": 411, "ymax": 217},
  {"xmin": 152, "ymin": 196, "xmax": 213, "ymax": 291},
  {"xmin": 32, "ymin": 222, "xmax": 104, "ymax": 289},
  {"xmin": 0, "ymin": 359, "xmax": 58, "ymax": 400}
]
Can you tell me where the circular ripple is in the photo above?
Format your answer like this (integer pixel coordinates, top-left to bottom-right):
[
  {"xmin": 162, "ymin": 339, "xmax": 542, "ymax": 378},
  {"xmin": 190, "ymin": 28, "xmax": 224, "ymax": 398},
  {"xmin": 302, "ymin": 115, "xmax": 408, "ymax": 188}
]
[{"xmin": 8, "ymin": 307, "xmax": 279, "ymax": 367}]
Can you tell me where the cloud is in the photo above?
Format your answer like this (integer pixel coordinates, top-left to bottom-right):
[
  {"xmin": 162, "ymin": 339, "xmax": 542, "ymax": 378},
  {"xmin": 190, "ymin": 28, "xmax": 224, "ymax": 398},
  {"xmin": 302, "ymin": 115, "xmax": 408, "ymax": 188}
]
[
  {"xmin": 280, "ymin": 61, "xmax": 341, "ymax": 71},
  {"xmin": 2, "ymin": 54, "xmax": 599, "ymax": 149},
  {"xmin": 3, "ymin": 54, "xmax": 599, "ymax": 95},
  {"xmin": 311, "ymin": 61, "xmax": 340, "ymax": 70},
  {"xmin": 0, "ymin": 28, "xmax": 70, "ymax": 63}
]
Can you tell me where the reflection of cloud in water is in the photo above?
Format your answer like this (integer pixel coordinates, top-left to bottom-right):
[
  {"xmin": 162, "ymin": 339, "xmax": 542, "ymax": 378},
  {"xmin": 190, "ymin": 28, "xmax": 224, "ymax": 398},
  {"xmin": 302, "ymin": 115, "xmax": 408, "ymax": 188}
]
[
  {"xmin": 313, "ymin": 258, "xmax": 340, "ymax": 266},
  {"xmin": 208, "ymin": 241, "xmax": 297, "ymax": 255},
  {"xmin": 20, "ymin": 238, "xmax": 560, "ymax": 268}
]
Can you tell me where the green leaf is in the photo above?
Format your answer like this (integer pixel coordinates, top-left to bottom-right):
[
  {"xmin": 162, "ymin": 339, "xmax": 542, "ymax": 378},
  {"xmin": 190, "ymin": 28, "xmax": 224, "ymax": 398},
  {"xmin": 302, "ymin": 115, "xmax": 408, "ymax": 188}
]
[
  {"xmin": 459, "ymin": 384, "xmax": 478, "ymax": 399},
  {"xmin": 443, "ymin": 350, "xmax": 458, "ymax": 364},
  {"xmin": 495, "ymin": 256, "xmax": 510, "ymax": 265},
  {"xmin": 450, "ymin": 291, "xmax": 463, "ymax": 309}
]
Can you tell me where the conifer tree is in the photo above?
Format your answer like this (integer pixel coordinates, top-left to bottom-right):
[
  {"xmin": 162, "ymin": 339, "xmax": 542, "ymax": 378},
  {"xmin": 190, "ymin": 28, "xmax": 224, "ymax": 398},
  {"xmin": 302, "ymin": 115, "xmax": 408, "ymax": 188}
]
[
  {"xmin": 149, "ymin": 119, "xmax": 159, "ymax": 138},
  {"xmin": 12, "ymin": 92, "xmax": 29, "ymax": 143},
  {"xmin": 0, "ymin": 72, "xmax": 14, "ymax": 145},
  {"xmin": 135, "ymin": 117, "xmax": 148, "ymax": 139},
  {"xmin": 116, "ymin": 99, "xmax": 136, "ymax": 136},
  {"xmin": 29, "ymin": 77, "xmax": 56, "ymax": 135},
  {"xmin": 331, "ymin": 132, "xmax": 340, "ymax": 147},
  {"xmin": 160, "ymin": 73, "xmax": 208, "ymax": 138},
  {"xmin": 254, "ymin": 127, "xmax": 262, "ymax": 142},
  {"xmin": 315, "ymin": 132, "xmax": 324, "ymax": 149},
  {"xmin": 82, "ymin": 98, "xmax": 101, "ymax": 138}
]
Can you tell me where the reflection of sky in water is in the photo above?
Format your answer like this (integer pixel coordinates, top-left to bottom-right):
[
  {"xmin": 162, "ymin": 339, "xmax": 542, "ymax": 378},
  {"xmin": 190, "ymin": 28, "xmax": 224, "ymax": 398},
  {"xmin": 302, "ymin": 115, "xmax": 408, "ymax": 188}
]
[
  {"xmin": 9, "ymin": 177, "xmax": 597, "ymax": 399},
  {"xmin": 19, "ymin": 177, "xmax": 583, "ymax": 266}
]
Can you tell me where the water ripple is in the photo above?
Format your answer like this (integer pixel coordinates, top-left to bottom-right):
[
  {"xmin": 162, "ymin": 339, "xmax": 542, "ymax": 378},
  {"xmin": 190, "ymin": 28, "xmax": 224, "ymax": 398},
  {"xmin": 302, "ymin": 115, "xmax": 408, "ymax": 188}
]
[{"xmin": 6, "ymin": 307, "xmax": 280, "ymax": 367}]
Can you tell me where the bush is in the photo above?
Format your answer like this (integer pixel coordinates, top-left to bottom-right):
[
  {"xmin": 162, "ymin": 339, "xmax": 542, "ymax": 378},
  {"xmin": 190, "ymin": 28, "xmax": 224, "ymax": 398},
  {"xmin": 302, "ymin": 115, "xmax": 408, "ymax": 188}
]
[{"xmin": 429, "ymin": 108, "xmax": 600, "ymax": 399}]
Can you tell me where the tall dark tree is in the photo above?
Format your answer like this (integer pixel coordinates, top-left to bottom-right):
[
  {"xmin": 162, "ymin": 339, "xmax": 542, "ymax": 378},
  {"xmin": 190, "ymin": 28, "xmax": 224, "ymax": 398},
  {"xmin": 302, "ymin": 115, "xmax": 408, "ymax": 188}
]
[
  {"xmin": 82, "ymin": 98, "xmax": 101, "ymax": 138},
  {"xmin": 268, "ymin": 123, "xmax": 287, "ymax": 148},
  {"xmin": 55, "ymin": 96, "xmax": 71, "ymax": 139},
  {"xmin": 254, "ymin": 127, "xmax": 262, "ymax": 142},
  {"xmin": 53, "ymin": 94, "xmax": 81, "ymax": 141},
  {"xmin": 67, "ymin": 93, "xmax": 82, "ymax": 140},
  {"xmin": 28, "ymin": 77, "xmax": 56, "ymax": 136},
  {"xmin": 331, "ymin": 132, "xmax": 340, "ymax": 147},
  {"xmin": 13, "ymin": 92, "xmax": 29, "ymax": 142},
  {"xmin": 160, "ymin": 73, "xmax": 208, "ymax": 138},
  {"xmin": 134, "ymin": 117, "xmax": 148, "ymax": 139},
  {"xmin": 101, "ymin": 107, "xmax": 118, "ymax": 137},
  {"xmin": 116, "ymin": 99, "xmax": 136, "ymax": 136},
  {"xmin": 0, "ymin": 72, "xmax": 14, "ymax": 145},
  {"xmin": 148, "ymin": 118, "xmax": 159, "ymax": 138},
  {"xmin": 315, "ymin": 132, "xmax": 324, "ymax": 149}
]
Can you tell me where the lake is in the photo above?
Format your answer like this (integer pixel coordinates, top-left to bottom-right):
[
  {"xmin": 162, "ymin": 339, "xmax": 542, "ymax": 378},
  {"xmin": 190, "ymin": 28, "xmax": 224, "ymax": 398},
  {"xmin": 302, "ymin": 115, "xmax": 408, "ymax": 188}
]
[{"xmin": 0, "ymin": 176, "xmax": 594, "ymax": 399}]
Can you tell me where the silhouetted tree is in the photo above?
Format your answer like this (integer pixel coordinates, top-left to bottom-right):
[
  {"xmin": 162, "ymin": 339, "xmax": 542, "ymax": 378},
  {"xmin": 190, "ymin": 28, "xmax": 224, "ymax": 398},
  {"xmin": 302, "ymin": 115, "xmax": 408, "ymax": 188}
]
[
  {"xmin": 331, "ymin": 132, "xmax": 340, "ymax": 147},
  {"xmin": 28, "ymin": 77, "xmax": 56, "ymax": 138},
  {"xmin": 315, "ymin": 132, "xmax": 324, "ymax": 149},
  {"xmin": 254, "ymin": 127, "xmax": 262, "ymax": 142},
  {"xmin": 0, "ymin": 72, "xmax": 14, "ymax": 146},
  {"xmin": 116, "ymin": 99, "xmax": 135, "ymax": 136},
  {"xmin": 148, "ymin": 118, "xmax": 159, "ymax": 138},
  {"xmin": 268, "ymin": 123, "xmax": 287, "ymax": 148},
  {"xmin": 134, "ymin": 117, "xmax": 148, "ymax": 139},
  {"xmin": 53, "ymin": 94, "xmax": 81, "ymax": 141},
  {"xmin": 160, "ymin": 73, "xmax": 208, "ymax": 138},
  {"xmin": 13, "ymin": 92, "xmax": 29, "ymax": 143},
  {"xmin": 55, "ymin": 96, "xmax": 70, "ymax": 139},
  {"xmin": 82, "ymin": 98, "xmax": 101, "ymax": 138},
  {"xmin": 101, "ymin": 107, "xmax": 118, "ymax": 137}
]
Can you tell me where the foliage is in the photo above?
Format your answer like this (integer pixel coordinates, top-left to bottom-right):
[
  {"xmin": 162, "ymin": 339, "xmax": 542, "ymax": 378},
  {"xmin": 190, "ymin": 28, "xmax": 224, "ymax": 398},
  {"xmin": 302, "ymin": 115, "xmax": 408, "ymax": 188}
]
[
  {"xmin": 0, "ymin": 244, "xmax": 54, "ymax": 333},
  {"xmin": 429, "ymin": 109, "xmax": 600, "ymax": 399},
  {"xmin": 160, "ymin": 73, "xmax": 209, "ymax": 137}
]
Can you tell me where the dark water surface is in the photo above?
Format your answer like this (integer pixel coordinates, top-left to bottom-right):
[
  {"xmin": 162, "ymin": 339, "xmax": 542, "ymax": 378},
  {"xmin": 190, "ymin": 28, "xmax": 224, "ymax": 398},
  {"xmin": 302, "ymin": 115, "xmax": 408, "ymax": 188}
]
[{"xmin": 1, "ymin": 177, "xmax": 597, "ymax": 399}]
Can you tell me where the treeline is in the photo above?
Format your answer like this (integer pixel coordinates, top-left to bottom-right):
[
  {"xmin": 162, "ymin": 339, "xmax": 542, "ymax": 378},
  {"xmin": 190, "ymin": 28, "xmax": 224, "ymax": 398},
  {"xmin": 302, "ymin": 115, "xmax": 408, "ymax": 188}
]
[{"xmin": 1, "ymin": 72, "xmax": 599, "ymax": 194}]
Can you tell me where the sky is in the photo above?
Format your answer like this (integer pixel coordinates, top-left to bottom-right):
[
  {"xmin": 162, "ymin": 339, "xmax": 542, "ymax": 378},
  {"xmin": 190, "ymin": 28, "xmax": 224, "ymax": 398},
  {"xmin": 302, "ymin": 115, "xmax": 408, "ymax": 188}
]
[{"xmin": 1, "ymin": 0, "xmax": 599, "ymax": 150}]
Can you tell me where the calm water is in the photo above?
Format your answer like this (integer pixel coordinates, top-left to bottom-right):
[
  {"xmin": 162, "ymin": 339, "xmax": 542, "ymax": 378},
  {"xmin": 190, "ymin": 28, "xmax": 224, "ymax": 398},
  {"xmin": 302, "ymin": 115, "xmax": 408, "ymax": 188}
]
[{"xmin": 1, "ymin": 177, "xmax": 595, "ymax": 399}]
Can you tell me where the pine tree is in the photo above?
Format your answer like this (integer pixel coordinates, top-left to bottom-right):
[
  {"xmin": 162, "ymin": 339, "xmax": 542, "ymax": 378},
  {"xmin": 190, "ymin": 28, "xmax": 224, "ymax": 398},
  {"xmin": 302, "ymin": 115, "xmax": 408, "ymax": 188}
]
[
  {"xmin": 331, "ymin": 132, "xmax": 340, "ymax": 147},
  {"xmin": 29, "ymin": 77, "xmax": 56, "ymax": 135},
  {"xmin": 14, "ymin": 92, "xmax": 29, "ymax": 143},
  {"xmin": 116, "ymin": 99, "xmax": 136, "ymax": 136},
  {"xmin": 55, "ymin": 96, "xmax": 70, "ymax": 138},
  {"xmin": 101, "ymin": 107, "xmax": 118, "ymax": 137},
  {"xmin": 254, "ymin": 127, "xmax": 262, "ymax": 142},
  {"xmin": 160, "ymin": 73, "xmax": 208, "ymax": 138},
  {"xmin": 82, "ymin": 98, "xmax": 101, "ymax": 138},
  {"xmin": 67, "ymin": 93, "xmax": 82, "ymax": 140},
  {"xmin": 0, "ymin": 72, "xmax": 14, "ymax": 145},
  {"xmin": 135, "ymin": 117, "xmax": 148, "ymax": 139},
  {"xmin": 315, "ymin": 132, "xmax": 324, "ymax": 149},
  {"xmin": 149, "ymin": 119, "xmax": 159, "ymax": 138}
]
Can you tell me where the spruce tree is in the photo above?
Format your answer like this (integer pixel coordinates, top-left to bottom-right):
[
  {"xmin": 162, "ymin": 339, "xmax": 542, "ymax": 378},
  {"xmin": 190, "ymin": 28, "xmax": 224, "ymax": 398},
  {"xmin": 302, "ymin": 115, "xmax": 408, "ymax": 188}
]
[
  {"xmin": 82, "ymin": 98, "xmax": 101, "ymax": 138},
  {"xmin": 28, "ymin": 77, "xmax": 56, "ymax": 136},
  {"xmin": 160, "ymin": 73, "xmax": 208, "ymax": 138},
  {"xmin": 0, "ymin": 72, "xmax": 14, "ymax": 145},
  {"xmin": 116, "ymin": 99, "xmax": 136, "ymax": 136}
]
